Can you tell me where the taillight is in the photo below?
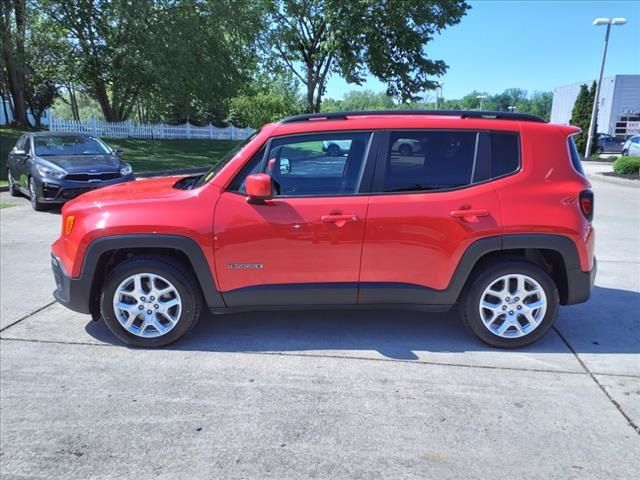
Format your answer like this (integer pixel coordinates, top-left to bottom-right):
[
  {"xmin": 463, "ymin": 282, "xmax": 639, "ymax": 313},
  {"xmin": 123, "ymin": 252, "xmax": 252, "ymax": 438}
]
[{"xmin": 579, "ymin": 190, "xmax": 594, "ymax": 221}]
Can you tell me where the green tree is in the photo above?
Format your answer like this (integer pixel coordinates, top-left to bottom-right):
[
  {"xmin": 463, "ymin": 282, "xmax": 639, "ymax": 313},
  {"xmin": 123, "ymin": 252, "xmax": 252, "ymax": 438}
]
[
  {"xmin": 140, "ymin": 0, "xmax": 264, "ymax": 124},
  {"xmin": 262, "ymin": 0, "xmax": 470, "ymax": 113},
  {"xmin": 41, "ymin": 0, "xmax": 157, "ymax": 122},
  {"xmin": 0, "ymin": 0, "xmax": 29, "ymax": 127},
  {"xmin": 321, "ymin": 90, "xmax": 397, "ymax": 112},
  {"xmin": 570, "ymin": 82, "xmax": 597, "ymax": 156},
  {"xmin": 229, "ymin": 73, "xmax": 303, "ymax": 128}
]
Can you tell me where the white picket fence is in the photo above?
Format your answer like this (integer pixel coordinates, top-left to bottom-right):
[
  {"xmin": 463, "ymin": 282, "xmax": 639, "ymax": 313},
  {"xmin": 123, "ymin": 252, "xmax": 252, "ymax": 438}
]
[{"xmin": 49, "ymin": 116, "xmax": 254, "ymax": 140}]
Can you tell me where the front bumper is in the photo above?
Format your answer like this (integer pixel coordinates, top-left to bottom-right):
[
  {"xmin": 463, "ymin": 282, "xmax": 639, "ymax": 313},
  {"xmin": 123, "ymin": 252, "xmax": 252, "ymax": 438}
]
[
  {"xmin": 564, "ymin": 257, "xmax": 597, "ymax": 305},
  {"xmin": 51, "ymin": 254, "xmax": 92, "ymax": 314},
  {"xmin": 38, "ymin": 174, "xmax": 135, "ymax": 204}
]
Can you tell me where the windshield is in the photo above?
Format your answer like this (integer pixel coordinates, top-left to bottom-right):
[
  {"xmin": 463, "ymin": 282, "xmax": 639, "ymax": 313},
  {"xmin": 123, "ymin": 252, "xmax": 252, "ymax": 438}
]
[
  {"xmin": 194, "ymin": 131, "xmax": 259, "ymax": 188},
  {"xmin": 34, "ymin": 135, "xmax": 111, "ymax": 156}
]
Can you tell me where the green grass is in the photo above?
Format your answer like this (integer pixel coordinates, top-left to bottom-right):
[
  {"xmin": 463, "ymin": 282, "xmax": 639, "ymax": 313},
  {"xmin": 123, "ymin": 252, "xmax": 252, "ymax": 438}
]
[
  {"xmin": 0, "ymin": 180, "xmax": 7, "ymax": 187},
  {"xmin": 105, "ymin": 138, "xmax": 240, "ymax": 173},
  {"xmin": 0, "ymin": 127, "xmax": 240, "ymax": 180}
]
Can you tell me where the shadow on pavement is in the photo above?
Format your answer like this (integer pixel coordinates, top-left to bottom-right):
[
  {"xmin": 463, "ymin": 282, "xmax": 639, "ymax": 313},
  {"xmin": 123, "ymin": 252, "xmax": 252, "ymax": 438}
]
[{"xmin": 85, "ymin": 285, "xmax": 640, "ymax": 359}]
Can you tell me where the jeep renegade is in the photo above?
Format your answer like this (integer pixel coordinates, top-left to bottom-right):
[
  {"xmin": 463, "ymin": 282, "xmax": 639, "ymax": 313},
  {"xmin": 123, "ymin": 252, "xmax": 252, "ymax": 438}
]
[{"xmin": 51, "ymin": 111, "xmax": 596, "ymax": 348}]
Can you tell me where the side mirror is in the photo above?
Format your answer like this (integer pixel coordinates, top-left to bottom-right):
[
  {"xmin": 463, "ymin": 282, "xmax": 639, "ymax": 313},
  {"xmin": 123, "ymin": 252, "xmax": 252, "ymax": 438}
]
[
  {"xmin": 13, "ymin": 148, "xmax": 26, "ymax": 156},
  {"xmin": 113, "ymin": 149, "xmax": 124, "ymax": 156},
  {"xmin": 245, "ymin": 173, "xmax": 273, "ymax": 203}
]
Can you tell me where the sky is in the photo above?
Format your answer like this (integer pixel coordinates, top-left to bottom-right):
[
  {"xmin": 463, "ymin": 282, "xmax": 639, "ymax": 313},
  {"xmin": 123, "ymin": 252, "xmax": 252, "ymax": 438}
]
[{"xmin": 324, "ymin": 0, "xmax": 640, "ymax": 101}]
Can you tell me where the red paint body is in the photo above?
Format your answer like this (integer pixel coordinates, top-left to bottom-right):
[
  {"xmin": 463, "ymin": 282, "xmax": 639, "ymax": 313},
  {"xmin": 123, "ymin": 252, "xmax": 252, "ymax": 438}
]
[{"xmin": 51, "ymin": 114, "xmax": 594, "ymax": 300}]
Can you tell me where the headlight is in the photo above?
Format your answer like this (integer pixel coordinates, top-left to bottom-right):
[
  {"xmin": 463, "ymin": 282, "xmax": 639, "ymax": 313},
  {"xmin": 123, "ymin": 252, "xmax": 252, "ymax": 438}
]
[
  {"xmin": 35, "ymin": 164, "xmax": 66, "ymax": 179},
  {"xmin": 120, "ymin": 163, "xmax": 133, "ymax": 176}
]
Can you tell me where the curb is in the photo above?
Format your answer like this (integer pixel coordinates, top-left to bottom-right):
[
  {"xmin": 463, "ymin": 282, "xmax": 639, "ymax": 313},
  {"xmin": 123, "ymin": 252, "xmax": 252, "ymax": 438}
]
[
  {"xmin": 0, "ymin": 186, "xmax": 8, "ymax": 193},
  {"xmin": 588, "ymin": 172, "xmax": 640, "ymax": 187}
]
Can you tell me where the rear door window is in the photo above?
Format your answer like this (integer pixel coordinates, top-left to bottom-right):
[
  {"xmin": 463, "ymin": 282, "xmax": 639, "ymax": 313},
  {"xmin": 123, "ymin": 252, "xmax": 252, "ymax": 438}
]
[{"xmin": 381, "ymin": 131, "xmax": 478, "ymax": 192}]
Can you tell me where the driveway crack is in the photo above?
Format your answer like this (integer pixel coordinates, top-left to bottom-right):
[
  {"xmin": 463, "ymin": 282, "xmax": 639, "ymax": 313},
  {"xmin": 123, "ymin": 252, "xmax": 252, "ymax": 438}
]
[
  {"xmin": 0, "ymin": 301, "xmax": 57, "ymax": 333},
  {"xmin": 553, "ymin": 326, "xmax": 640, "ymax": 436}
]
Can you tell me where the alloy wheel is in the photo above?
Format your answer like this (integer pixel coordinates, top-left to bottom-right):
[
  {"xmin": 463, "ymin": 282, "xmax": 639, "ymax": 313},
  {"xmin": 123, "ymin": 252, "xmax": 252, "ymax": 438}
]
[
  {"xmin": 112, "ymin": 273, "xmax": 182, "ymax": 338},
  {"xmin": 478, "ymin": 273, "xmax": 547, "ymax": 339}
]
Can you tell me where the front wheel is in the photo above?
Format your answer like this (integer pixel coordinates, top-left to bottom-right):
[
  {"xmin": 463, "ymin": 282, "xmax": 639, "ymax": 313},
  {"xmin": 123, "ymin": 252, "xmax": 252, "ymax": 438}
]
[
  {"xmin": 100, "ymin": 257, "xmax": 202, "ymax": 347},
  {"xmin": 460, "ymin": 260, "xmax": 559, "ymax": 348},
  {"xmin": 29, "ymin": 177, "xmax": 45, "ymax": 211}
]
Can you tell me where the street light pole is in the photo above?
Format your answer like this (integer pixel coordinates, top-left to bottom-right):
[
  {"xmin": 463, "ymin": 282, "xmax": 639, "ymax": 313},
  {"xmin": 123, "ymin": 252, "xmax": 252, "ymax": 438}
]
[{"xmin": 585, "ymin": 17, "xmax": 626, "ymax": 158}]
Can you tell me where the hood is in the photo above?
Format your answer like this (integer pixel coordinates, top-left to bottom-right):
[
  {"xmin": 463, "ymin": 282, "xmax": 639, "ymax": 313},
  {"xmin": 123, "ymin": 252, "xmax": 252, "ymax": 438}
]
[
  {"xmin": 67, "ymin": 176, "xmax": 185, "ymax": 206},
  {"xmin": 38, "ymin": 154, "xmax": 121, "ymax": 173}
]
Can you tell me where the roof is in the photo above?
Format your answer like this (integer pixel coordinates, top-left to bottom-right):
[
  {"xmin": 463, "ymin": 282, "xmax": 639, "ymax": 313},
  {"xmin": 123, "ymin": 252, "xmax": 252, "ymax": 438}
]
[
  {"xmin": 280, "ymin": 110, "xmax": 545, "ymax": 124},
  {"xmin": 265, "ymin": 110, "xmax": 566, "ymax": 138}
]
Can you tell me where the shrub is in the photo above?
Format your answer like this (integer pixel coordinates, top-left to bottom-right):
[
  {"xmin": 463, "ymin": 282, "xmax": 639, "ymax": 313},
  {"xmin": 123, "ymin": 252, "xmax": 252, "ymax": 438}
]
[{"xmin": 613, "ymin": 156, "xmax": 640, "ymax": 176}]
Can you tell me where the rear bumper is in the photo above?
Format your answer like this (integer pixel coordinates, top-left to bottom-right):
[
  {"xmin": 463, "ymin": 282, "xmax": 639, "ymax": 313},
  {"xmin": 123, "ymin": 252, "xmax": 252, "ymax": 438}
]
[
  {"xmin": 564, "ymin": 257, "xmax": 597, "ymax": 305},
  {"xmin": 51, "ymin": 254, "xmax": 91, "ymax": 314}
]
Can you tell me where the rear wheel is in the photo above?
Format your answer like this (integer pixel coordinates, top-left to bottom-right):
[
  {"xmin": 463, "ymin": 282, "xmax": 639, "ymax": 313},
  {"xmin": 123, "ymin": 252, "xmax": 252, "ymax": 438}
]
[
  {"xmin": 29, "ymin": 177, "xmax": 45, "ymax": 211},
  {"xmin": 7, "ymin": 169, "xmax": 19, "ymax": 197},
  {"xmin": 461, "ymin": 260, "xmax": 559, "ymax": 348},
  {"xmin": 100, "ymin": 257, "xmax": 202, "ymax": 347}
]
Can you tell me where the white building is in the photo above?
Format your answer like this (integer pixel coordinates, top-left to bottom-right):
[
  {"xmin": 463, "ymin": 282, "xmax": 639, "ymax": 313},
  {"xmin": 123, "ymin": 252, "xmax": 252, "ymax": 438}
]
[{"xmin": 550, "ymin": 74, "xmax": 640, "ymax": 138}]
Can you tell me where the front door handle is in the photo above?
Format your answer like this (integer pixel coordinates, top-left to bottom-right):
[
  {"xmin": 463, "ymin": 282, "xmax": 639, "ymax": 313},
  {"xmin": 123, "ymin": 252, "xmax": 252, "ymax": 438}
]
[
  {"xmin": 321, "ymin": 214, "xmax": 359, "ymax": 227},
  {"xmin": 450, "ymin": 209, "xmax": 489, "ymax": 223}
]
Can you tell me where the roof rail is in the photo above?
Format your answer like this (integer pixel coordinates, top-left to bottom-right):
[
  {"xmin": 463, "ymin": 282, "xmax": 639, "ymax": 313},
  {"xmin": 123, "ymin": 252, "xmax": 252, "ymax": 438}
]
[{"xmin": 280, "ymin": 110, "xmax": 546, "ymax": 124}]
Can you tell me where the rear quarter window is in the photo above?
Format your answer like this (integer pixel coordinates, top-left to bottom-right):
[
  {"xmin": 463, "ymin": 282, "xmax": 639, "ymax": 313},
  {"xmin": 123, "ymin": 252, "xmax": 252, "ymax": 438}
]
[
  {"xmin": 568, "ymin": 137, "xmax": 585, "ymax": 176},
  {"xmin": 490, "ymin": 132, "xmax": 519, "ymax": 177}
]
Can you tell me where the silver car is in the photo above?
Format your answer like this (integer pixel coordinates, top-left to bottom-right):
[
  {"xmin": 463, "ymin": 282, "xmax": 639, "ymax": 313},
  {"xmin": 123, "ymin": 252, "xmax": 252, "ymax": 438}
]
[{"xmin": 622, "ymin": 135, "xmax": 640, "ymax": 156}]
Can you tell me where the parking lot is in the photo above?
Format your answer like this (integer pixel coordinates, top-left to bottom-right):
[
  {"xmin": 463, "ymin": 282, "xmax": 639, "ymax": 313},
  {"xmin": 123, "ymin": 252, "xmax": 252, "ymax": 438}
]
[{"xmin": 1, "ymin": 167, "xmax": 639, "ymax": 478}]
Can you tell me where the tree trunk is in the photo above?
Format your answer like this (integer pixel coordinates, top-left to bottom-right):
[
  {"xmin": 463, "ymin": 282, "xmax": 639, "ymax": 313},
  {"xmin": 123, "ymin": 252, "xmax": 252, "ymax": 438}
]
[
  {"xmin": 69, "ymin": 85, "xmax": 79, "ymax": 121},
  {"xmin": 93, "ymin": 81, "xmax": 117, "ymax": 121},
  {"xmin": 1, "ymin": 88, "xmax": 9, "ymax": 124},
  {"xmin": 0, "ymin": 0, "xmax": 29, "ymax": 127},
  {"xmin": 306, "ymin": 82, "xmax": 315, "ymax": 113}
]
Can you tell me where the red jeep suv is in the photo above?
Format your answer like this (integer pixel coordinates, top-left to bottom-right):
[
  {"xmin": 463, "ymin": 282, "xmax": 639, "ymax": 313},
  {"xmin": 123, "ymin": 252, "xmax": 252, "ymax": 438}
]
[{"xmin": 51, "ymin": 111, "xmax": 596, "ymax": 348}]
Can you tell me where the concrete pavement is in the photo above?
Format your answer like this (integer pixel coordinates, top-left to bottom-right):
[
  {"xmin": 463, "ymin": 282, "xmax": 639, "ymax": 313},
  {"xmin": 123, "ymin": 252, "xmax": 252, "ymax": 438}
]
[{"xmin": 1, "ymin": 173, "xmax": 639, "ymax": 479}]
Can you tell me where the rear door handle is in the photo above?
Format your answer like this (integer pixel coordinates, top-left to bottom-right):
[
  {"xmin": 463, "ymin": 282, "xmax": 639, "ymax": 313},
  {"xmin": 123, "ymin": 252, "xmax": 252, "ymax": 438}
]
[
  {"xmin": 321, "ymin": 214, "xmax": 359, "ymax": 227},
  {"xmin": 450, "ymin": 209, "xmax": 489, "ymax": 223}
]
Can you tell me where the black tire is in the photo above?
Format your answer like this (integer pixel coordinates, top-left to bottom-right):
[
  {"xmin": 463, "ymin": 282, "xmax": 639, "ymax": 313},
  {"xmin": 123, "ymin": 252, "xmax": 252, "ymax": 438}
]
[
  {"xmin": 622, "ymin": 149, "xmax": 628, "ymax": 156},
  {"xmin": 7, "ymin": 169, "xmax": 19, "ymax": 197},
  {"xmin": 100, "ymin": 257, "xmax": 202, "ymax": 348},
  {"xmin": 460, "ymin": 260, "xmax": 559, "ymax": 349},
  {"xmin": 596, "ymin": 146, "xmax": 604, "ymax": 154},
  {"xmin": 399, "ymin": 144, "xmax": 412, "ymax": 156},
  {"xmin": 29, "ymin": 177, "xmax": 46, "ymax": 211},
  {"xmin": 327, "ymin": 143, "xmax": 341, "ymax": 157}
]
